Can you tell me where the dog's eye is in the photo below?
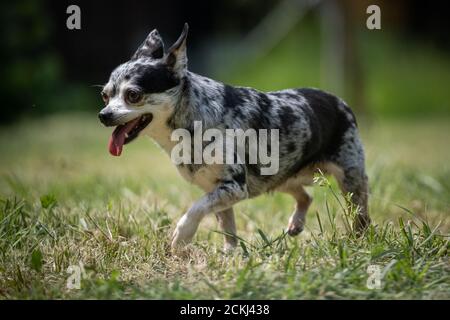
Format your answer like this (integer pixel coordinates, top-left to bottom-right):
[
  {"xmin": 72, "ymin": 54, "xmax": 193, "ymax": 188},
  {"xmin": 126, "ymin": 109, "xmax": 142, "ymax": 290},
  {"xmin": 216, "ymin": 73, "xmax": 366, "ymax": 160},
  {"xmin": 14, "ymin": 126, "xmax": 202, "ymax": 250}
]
[
  {"xmin": 126, "ymin": 89, "xmax": 143, "ymax": 104},
  {"xmin": 101, "ymin": 92, "xmax": 109, "ymax": 104}
]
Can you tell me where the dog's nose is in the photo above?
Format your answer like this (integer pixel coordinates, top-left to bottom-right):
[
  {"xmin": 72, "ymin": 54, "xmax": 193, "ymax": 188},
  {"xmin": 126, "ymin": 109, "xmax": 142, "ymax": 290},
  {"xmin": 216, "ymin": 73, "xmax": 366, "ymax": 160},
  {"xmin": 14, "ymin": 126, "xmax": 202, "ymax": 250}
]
[{"xmin": 98, "ymin": 111, "xmax": 113, "ymax": 125}]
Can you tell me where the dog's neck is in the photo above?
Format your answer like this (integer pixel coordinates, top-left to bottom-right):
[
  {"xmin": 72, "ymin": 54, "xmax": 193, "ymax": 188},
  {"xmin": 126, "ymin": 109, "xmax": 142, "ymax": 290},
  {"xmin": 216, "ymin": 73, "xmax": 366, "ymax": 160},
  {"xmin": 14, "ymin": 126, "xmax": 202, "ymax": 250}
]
[
  {"xmin": 167, "ymin": 71, "xmax": 225, "ymax": 130},
  {"xmin": 143, "ymin": 71, "xmax": 224, "ymax": 153}
]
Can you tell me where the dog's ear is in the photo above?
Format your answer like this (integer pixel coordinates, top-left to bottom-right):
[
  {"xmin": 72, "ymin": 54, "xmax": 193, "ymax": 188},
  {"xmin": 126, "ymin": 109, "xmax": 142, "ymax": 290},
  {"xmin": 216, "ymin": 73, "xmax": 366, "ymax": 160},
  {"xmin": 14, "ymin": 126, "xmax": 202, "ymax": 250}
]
[
  {"xmin": 164, "ymin": 23, "xmax": 188, "ymax": 75},
  {"xmin": 132, "ymin": 29, "xmax": 165, "ymax": 60}
]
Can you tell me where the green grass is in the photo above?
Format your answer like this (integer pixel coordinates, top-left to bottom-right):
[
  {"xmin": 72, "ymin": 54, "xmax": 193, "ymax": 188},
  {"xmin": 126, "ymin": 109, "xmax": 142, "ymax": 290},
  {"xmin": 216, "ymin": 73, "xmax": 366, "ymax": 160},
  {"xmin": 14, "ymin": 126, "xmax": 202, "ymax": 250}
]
[{"xmin": 0, "ymin": 113, "xmax": 449, "ymax": 299}]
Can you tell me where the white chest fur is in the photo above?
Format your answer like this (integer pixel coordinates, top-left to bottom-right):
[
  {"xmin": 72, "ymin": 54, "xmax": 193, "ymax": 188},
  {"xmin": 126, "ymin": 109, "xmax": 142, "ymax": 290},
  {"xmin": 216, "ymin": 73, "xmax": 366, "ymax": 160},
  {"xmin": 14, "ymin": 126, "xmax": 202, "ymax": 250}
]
[
  {"xmin": 142, "ymin": 109, "xmax": 223, "ymax": 193},
  {"xmin": 142, "ymin": 109, "xmax": 177, "ymax": 155}
]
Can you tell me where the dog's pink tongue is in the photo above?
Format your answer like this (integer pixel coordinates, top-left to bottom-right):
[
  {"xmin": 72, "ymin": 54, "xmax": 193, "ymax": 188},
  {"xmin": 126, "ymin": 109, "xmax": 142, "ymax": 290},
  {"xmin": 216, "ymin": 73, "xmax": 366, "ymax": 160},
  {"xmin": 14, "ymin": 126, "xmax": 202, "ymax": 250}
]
[{"xmin": 108, "ymin": 118, "xmax": 140, "ymax": 156}]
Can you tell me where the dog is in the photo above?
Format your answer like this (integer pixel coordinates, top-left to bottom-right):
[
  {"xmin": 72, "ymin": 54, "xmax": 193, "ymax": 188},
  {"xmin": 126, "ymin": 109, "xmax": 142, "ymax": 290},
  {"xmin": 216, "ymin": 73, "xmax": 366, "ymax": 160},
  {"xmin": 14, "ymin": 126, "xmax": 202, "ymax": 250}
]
[{"xmin": 98, "ymin": 23, "xmax": 370, "ymax": 251}]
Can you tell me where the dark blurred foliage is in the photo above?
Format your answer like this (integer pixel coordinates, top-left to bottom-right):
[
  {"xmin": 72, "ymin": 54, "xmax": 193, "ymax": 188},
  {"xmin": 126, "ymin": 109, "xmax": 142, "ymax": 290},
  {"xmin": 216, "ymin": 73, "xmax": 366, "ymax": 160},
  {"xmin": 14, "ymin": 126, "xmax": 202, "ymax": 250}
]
[
  {"xmin": 404, "ymin": 0, "xmax": 450, "ymax": 51},
  {"xmin": 0, "ymin": 0, "xmax": 449, "ymax": 123},
  {"xmin": 0, "ymin": 0, "xmax": 278, "ymax": 123}
]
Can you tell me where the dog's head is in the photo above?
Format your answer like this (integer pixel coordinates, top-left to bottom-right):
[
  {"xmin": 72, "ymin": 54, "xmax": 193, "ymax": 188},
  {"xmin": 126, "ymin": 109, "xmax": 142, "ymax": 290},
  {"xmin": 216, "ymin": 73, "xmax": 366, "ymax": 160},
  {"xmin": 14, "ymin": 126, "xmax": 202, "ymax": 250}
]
[{"xmin": 99, "ymin": 23, "xmax": 188, "ymax": 156}]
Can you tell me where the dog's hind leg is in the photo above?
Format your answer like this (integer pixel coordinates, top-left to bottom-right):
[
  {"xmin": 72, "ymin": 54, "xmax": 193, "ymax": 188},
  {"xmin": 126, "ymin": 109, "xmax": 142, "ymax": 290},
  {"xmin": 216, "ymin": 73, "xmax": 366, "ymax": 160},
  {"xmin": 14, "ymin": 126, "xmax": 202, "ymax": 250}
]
[
  {"xmin": 337, "ymin": 167, "xmax": 370, "ymax": 233},
  {"xmin": 215, "ymin": 207, "xmax": 237, "ymax": 251},
  {"xmin": 331, "ymin": 128, "xmax": 370, "ymax": 233},
  {"xmin": 286, "ymin": 186, "xmax": 312, "ymax": 236},
  {"xmin": 278, "ymin": 181, "xmax": 312, "ymax": 236}
]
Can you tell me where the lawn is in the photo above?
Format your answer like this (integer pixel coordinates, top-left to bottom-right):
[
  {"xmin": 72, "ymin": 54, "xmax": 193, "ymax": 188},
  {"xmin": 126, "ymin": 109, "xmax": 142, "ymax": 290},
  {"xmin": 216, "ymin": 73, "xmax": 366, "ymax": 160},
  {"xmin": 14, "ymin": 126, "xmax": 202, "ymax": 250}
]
[{"xmin": 0, "ymin": 113, "xmax": 449, "ymax": 299}]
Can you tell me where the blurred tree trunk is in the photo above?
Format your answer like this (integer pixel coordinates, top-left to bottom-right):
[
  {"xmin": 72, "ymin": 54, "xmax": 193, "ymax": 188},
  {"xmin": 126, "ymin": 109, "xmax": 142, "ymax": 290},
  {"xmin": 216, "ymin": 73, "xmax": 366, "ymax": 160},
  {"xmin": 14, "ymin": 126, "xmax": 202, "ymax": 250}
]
[
  {"xmin": 341, "ymin": 0, "xmax": 367, "ymax": 117},
  {"xmin": 320, "ymin": 0, "xmax": 367, "ymax": 117},
  {"xmin": 320, "ymin": 0, "xmax": 345, "ymax": 95}
]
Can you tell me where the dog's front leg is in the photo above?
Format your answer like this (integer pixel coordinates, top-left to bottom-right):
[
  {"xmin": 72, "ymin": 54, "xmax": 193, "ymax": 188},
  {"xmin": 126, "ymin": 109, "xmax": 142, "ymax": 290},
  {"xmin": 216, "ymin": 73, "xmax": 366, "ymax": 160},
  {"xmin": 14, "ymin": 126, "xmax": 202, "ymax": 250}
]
[{"xmin": 171, "ymin": 165, "xmax": 247, "ymax": 250}]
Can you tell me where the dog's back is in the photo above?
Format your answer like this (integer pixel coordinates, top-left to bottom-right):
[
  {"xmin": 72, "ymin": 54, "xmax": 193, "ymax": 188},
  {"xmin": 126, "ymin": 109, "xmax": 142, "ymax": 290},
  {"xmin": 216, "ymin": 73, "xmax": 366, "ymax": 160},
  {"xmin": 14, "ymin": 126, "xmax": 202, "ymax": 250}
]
[{"xmin": 206, "ymin": 83, "xmax": 364, "ymax": 197}]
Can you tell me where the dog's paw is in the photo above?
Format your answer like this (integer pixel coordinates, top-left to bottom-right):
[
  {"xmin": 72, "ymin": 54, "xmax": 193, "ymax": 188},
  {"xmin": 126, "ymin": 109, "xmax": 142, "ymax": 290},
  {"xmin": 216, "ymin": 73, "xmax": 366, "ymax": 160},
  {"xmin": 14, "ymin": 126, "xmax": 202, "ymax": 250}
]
[
  {"xmin": 171, "ymin": 214, "xmax": 198, "ymax": 250},
  {"xmin": 223, "ymin": 241, "xmax": 237, "ymax": 253},
  {"xmin": 170, "ymin": 232, "xmax": 189, "ymax": 257},
  {"xmin": 286, "ymin": 222, "xmax": 304, "ymax": 237},
  {"xmin": 286, "ymin": 214, "xmax": 305, "ymax": 237},
  {"xmin": 352, "ymin": 214, "xmax": 371, "ymax": 236}
]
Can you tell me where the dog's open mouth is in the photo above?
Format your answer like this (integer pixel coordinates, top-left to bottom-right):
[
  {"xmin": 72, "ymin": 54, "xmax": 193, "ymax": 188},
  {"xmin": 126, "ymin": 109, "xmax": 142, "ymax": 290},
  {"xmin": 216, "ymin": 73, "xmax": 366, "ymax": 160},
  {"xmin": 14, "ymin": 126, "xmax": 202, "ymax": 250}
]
[{"xmin": 108, "ymin": 114, "xmax": 153, "ymax": 156}]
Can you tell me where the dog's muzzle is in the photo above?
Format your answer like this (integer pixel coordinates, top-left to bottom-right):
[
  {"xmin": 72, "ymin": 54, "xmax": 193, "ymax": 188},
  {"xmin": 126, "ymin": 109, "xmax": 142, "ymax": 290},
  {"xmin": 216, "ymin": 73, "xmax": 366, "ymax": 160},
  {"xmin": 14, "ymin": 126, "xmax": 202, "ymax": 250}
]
[{"xmin": 98, "ymin": 110, "xmax": 115, "ymax": 126}]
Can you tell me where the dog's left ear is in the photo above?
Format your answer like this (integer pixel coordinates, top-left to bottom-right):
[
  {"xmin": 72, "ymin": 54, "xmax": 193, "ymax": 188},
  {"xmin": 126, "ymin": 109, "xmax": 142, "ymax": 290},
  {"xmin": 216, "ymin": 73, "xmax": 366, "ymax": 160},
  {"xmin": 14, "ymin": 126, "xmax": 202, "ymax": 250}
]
[
  {"xmin": 132, "ymin": 29, "xmax": 165, "ymax": 60},
  {"xmin": 164, "ymin": 23, "xmax": 188, "ymax": 75}
]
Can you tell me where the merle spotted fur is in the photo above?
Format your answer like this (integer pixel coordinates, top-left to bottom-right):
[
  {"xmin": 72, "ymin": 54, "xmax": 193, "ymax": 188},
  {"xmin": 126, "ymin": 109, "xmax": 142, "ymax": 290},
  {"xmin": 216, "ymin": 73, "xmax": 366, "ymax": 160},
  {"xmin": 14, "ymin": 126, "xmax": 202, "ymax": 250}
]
[{"xmin": 99, "ymin": 24, "xmax": 370, "ymax": 251}]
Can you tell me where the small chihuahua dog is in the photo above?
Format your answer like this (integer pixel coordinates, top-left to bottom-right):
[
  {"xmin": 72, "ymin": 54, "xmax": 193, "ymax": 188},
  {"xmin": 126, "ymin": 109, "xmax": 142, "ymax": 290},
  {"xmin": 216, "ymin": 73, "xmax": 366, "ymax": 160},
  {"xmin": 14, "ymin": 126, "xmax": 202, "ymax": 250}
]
[{"xmin": 99, "ymin": 24, "xmax": 369, "ymax": 251}]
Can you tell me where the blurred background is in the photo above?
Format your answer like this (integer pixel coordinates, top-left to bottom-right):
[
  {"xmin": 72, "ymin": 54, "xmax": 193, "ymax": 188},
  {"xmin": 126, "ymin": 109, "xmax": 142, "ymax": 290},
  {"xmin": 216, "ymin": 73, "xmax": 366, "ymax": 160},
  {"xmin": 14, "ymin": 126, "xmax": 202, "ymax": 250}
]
[
  {"xmin": 0, "ymin": 0, "xmax": 449, "ymax": 227},
  {"xmin": 1, "ymin": 0, "xmax": 449, "ymax": 122},
  {"xmin": 1, "ymin": 1, "xmax": 450, "ymax": 299}
]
